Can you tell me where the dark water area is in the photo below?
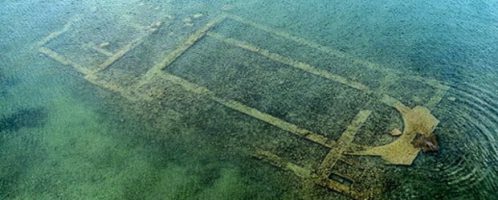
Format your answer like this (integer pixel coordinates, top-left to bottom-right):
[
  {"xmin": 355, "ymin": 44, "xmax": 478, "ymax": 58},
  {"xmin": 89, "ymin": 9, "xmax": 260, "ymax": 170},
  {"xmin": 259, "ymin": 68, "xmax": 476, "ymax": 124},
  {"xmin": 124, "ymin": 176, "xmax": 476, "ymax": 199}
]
[
  {"xmin": 0, "ymin": 108, "xmax": 47, "ymax": 133},
  {"xmin": 1, "ymin": 0, "xmax": 497, "ymax": 199}
]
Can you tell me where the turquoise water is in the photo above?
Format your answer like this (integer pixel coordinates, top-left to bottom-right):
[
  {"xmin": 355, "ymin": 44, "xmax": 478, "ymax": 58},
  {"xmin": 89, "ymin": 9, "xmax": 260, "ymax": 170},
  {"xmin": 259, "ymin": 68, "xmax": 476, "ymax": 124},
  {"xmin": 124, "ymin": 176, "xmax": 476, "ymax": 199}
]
[{"xmin": 1, "ymin": 0, "xmax": 497, "ymax": 199}]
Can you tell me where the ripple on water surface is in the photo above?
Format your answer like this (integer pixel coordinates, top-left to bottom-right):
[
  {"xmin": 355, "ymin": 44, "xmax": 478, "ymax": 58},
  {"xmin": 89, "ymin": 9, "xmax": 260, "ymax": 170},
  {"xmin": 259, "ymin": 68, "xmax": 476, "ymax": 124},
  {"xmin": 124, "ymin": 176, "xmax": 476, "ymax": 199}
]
[{"xmin": 432, "ymin": 79, "xmax": 498, "ymax": 198}]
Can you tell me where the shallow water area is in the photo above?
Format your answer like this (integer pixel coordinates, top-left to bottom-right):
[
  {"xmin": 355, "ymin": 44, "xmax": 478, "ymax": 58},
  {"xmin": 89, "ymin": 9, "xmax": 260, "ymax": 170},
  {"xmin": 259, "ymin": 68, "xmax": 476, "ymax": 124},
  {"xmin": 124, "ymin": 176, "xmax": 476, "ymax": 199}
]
[{"xmin": 1, "ymin": 0, "xmax": 497, "ymax": 199}]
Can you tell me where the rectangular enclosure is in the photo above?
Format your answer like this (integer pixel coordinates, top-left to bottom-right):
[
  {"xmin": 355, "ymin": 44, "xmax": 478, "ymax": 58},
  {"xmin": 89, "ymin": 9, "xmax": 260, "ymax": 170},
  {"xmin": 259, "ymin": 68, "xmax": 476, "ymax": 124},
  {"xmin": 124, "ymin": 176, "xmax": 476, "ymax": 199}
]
[{"xmin": 37, "ymin": 12, "xmax": 449, "ymax": 200}]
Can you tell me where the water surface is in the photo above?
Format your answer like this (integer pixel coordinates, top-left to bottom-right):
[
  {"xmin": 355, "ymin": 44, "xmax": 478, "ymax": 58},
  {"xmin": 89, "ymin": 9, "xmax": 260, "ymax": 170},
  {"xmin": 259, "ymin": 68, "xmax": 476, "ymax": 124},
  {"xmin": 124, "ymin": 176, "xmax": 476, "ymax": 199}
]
[{"xmin": 1, "ymin": 0, "xmax": 497, "ymax": 199}]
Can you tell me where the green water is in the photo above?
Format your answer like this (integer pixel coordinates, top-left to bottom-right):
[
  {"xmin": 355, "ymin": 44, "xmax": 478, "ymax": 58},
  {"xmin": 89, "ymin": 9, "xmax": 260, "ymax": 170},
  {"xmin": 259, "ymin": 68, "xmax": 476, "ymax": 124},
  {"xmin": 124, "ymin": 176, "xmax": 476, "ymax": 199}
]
[{"xmin": 1, "ymin": 0, "xmax": 497, "ymax": 199}]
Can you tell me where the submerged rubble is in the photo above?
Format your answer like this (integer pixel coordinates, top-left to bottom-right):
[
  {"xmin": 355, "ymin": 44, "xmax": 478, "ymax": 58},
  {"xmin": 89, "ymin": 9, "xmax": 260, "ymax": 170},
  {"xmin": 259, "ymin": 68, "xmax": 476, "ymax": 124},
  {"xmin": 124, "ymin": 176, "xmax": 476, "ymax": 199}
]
[{"xmin": 412, "ymin": 133, "xmax": 439, "ymax": 153}]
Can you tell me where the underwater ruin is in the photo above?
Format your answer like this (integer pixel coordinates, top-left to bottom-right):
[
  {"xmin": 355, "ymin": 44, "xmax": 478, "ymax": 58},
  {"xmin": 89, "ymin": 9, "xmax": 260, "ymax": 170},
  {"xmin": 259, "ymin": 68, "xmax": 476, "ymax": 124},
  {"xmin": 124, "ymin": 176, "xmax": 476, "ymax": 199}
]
[{"xmin": 1, "ymin": 1, "xmax": 497, "ymax": 199}]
